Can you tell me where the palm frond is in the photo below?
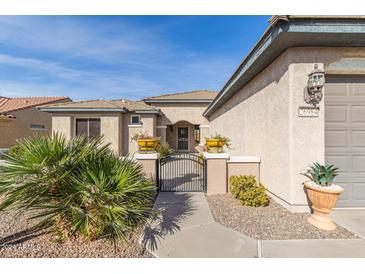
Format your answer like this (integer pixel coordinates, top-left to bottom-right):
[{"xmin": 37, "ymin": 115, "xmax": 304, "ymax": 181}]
[{"xmin": 0, "ymin": 133, "xmax": 154, "ymax": 243}]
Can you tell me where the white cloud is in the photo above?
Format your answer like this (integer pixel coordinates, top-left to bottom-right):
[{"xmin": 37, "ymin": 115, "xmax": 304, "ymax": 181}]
[
  {"xmin": 0, "ymin": 16, "xmax": 238, "ymax": 100},
  {"xmin": 0, "ymin": 16, "xmax": 174, "ymax": 65},
  {"xmin": 0, "ymin": 54, "xmax": 91, "ymax": 80}
]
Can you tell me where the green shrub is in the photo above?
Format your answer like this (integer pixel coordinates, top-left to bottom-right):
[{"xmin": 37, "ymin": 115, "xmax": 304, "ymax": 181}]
[
  {"xmin": 7, "ymin": 145, "xmax": 21, "ymax": 157},
  {"xmin": 0, "ymin": 133, "xmax": 155, "ymax": 244},
  {"xmin": 155, "ymin": 141, "xmax": 174, "ymax": 159},
  {"xmin": 229, "ymin": 175, "xmax": 269, "ymax": 207}
]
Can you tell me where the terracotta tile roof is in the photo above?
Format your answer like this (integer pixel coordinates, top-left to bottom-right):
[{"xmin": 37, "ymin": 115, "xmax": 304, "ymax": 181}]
[
  {"xmin": 40, "ymin": 98, "xmax": 159, "ymax": 112},
  {"xmin": 0, "ymin": 96, "xmax": 70, "ymax": 114},
  {"xmin": 143, "ymin": 90, "xmax": 218, "ymax": 101}
]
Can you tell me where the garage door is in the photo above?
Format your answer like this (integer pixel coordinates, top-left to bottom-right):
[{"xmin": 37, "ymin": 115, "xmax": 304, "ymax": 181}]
[{"xmin": 325, "ymin": 76, "xmax": 365, "ymax": 207}]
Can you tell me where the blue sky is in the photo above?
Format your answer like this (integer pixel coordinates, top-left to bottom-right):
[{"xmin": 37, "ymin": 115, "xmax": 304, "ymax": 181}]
[{"xmin": 0, "ymin": 16, "xmax": 270, "ymax": 100}]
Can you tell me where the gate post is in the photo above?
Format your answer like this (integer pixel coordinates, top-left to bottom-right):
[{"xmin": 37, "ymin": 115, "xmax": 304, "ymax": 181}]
[
  {"xmin": 203, "ymin": 152, "xmax": 230, "ymax": 195},
  {"xmin": 134, "ymin": 153, "xmax": 160, "ymax": 186}
]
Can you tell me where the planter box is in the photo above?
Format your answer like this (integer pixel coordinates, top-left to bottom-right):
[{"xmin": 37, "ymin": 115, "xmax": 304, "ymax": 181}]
[
  {"xmin": 205, "ymin": 139, "xmax": 226, "ymax": 153},
  {"xmin": 137, "ymin": 138, "xmax": 158, "ymax": 153}
]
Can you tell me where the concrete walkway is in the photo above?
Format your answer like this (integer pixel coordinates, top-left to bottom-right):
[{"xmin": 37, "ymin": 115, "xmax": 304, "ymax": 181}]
[
  {"xmin": 140, "ymin": 192, "xmax": 365, "ymax": 258},
  {"xmin": 261, "ymin": 239, "xmax": 365, "ymax": 258},
  {"xmin": 140, "ymin": 192, "xmax": 258, "ymax": 258},
  {"xmin": 332, "ymin": 209, "xmax": 365, "ymax": 239}
]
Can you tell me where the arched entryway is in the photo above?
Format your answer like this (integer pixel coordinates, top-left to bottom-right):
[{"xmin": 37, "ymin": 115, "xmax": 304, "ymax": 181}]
[{"xmin": 166, "ymin": 120, "xmax": 200, "ymax": 153}]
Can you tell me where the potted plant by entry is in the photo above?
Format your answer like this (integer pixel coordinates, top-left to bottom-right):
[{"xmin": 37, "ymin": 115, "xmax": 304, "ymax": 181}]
[
  {"xmin": 205, "ymin": 134, "xmax": 231, "ymax": 153},
  {"xmin": 303, "ymin": 163, "xmax": 343, "ymax": 230},
  {"xmin": 131, "ymin": 131, "xmax": 159, "ymax": 153}
]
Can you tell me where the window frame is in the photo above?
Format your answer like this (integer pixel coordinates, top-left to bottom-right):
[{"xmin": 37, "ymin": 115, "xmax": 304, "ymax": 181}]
[
  {"xmin": 30, "ymin": 124, "xmax": 46, "ymax": 131},
  {"xmin": 130, "ymin": 115, "xmax": 141, "ymax": 125},
  {"xmin": 74, "ymin": 117, "xmax": 101, "ymax": 139}
]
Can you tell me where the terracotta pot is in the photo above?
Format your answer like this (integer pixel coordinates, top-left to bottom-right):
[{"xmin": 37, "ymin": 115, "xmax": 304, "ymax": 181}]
[
  {"xmin": 304, "ymin": 181, "xmax": 343, "ymax": 231},
  {"xmin": 205, "ymin": 139, "xmax": 226, "ymax": 153},
  {"xmin": 137, "ymin": 138, "xmax": 158, "ymax": 152}
]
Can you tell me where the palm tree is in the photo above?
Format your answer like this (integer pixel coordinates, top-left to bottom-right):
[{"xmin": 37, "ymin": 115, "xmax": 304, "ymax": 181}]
[{"xmin": 0, "ymin": 133, "xmax": 154, "ymax": 243}]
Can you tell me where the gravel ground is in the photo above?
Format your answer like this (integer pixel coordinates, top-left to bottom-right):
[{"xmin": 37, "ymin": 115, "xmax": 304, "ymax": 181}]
[
  {"xmin": 207, "ymin": 194, "xmax": 359, "ymax": 240},
  {"xmin": 0, "ymin": 209, "xmax": 152, "ymax": 258}
]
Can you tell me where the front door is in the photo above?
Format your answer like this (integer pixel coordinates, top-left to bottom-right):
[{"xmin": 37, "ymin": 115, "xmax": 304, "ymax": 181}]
[{"xmin": 177, "ymin": 127, "xmax": 189, "ymax": 151}]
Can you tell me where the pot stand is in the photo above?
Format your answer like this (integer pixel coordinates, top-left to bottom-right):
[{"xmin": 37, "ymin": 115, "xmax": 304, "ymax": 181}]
[{"xmin": 307, "ymin": 207, "xmax": 337, "ymax": 231}]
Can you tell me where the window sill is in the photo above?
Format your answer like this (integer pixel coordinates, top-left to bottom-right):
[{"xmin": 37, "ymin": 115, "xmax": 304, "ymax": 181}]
[
  {"xmin": 128, "ymin": 124, "xmax": 142, "ymax": 128},
  {"xmin": 30, "ymin": 128, "xmax": 48, "ymax": 131}
]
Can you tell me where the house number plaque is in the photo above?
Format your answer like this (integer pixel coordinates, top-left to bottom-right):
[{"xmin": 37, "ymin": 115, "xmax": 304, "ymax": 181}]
[{"xmin": 298, "ymin": 106, "xmax": 319, "ymax": 117}]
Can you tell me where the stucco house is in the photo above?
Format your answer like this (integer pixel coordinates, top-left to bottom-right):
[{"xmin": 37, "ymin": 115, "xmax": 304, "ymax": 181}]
[
  {"xmin": 39, "ymin": 90, "xmax": 216, "ymax": 155},
  {"xmin": 41, "ymin": 15, "xmax": 365, "ymax": 212},
  {"xmin": 204, "ymin": 15, "xmax": 365, "ymax": 211},
  {"xmin": 0, "ymin": 96, "xmax": 70, "ymax": 149}
]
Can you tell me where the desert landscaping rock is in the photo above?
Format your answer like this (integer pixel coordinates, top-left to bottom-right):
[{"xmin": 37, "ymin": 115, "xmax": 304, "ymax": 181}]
[
  {"xmin": 207, "ymin": 194, "xmax": 358, "ymax": 240},
  {"xmin": 0, "ymin": 209, "xmax": 152, "ymax": 258}
]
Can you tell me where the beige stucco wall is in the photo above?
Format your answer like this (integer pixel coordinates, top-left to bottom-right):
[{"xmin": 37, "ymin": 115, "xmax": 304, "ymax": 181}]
[
  {"xmin": 52, "ymin": 112, "xmax": 122, "ymax": 155},
  {"xmin": 101, "ymin": 116, "xmax": 122, "ymax": 155},
  {"xmin": 208, "ymin": 47, "xmax": 364, "ymax": 212},
  {"xmin": 136, "ymin": 159, "xmax": 158, "ymax": 182},
  {"xmin": 52, "ymin": 115, "xmax": 73, "ymax": 140},
  {"xmin": 51, "ymin": 112, "xmax": 158, "ymax": 156},
  {"xmin": 149, "ymin": 102, "xmax": 210, "ymax": 125},
  {"xmin": 206, "ymin": 158, "xmax": 228, "ymax": 195},
  {"xmin": 227, "ymin": 162, "xmax": 260, "ymax": 182},
  {"xmin": 199, "ymin": 125, "xmax": 211, "ymax": 145},
  {"xmin": 122, "ymin": 113, "xmax": 156, "ymax": 155},
  {"xmin": 156, "ymin": 126, "xmax": 167, "ymax": 142},
  {"xmin": 209, "ymin": 49, "xmax": 292, "ymax": 207},
  {"xmin": 0, "ymin": 107, "xmax": 52, "ymax": 148}
]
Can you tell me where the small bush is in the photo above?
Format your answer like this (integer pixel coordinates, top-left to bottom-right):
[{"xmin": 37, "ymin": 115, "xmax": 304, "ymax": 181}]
[
  {"xmin": 229, "ymin": 175, "xmax": 269, "ymax": 207},
  {"xmin": 155, "ymin": 141, "xmax": 174, "ymax": 159}
]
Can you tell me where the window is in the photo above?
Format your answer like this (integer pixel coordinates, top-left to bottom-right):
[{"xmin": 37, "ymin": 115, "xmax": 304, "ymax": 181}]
[
  {"xmin": 30, "ymin": 124, "xmax": 45, "ymax": 130},
  {"xmin": 131, "ymin": 115, "xmax": 141, "ymax": 125},
  {"xmin": 75, "ymin": 118, "xmax": 100, "ymax": 139}
]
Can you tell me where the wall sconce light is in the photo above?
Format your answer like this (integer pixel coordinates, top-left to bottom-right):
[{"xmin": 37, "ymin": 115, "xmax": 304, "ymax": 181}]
[{"xmin": 304, "ymin": 64, "xmax": 325, "ymax": 107}]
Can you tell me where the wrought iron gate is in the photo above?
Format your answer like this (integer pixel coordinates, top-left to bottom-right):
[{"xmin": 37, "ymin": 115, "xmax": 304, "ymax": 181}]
[{"xmin": 158, "ymin": 153, "xmax": 206, "ymax": 192}]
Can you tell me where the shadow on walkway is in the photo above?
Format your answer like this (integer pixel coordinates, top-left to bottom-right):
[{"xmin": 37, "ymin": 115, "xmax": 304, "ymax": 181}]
[
  {"xmin": 141, "ymin": 193, "xmax": 196, "ymax": 252},
  {"xmin": 0, "ymin": 223, "xmax": 51, "ymax": 248}
]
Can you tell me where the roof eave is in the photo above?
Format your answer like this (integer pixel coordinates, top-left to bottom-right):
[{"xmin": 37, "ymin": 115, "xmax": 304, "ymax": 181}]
[
  {"xmin": 144, "ymin": 99, "xmax": 213, "ymax": 104},
  {"xmin": 39, "ymin": 107, "xmax": 160, "ymax": 115},
  {"xmin": 39, "ymin": 108, "xmax": 127, "ymax": 113},
  {"xmin": 203, "ymin": 17, "xmax": 365, "ymax": 117},
  {"xmin": 133, "ymin": 110, "xmax": 161, "ymax": 115}
]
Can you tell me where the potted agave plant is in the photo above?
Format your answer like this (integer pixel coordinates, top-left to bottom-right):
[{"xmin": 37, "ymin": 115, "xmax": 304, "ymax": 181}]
[
  {"xmin": 205, "ymin": 134, "xmax": 231, "ymax": 153},
  {"xmin": 131, "ymin": 131, "xmax": 159, "ymax": 153},
  {"xmin": 303, "ymin": 163, "xmax": 343, "ymax": 230}
]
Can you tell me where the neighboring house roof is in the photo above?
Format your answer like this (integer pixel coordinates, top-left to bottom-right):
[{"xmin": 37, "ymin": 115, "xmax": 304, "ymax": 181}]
[
  {"xmin": 143, "ymin": 90, "xmax": 217, "ymax": 103},
  {"xmin": 203, "ymin": 15, "xmax": 365, "ymax": 117},
  {"xmin": 0, "ymin": 96, "xmax": 70, "ymax": 114},
  {"xmin": 39, "ymin": 98, "xmax": 160, "ymax": 114}
]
